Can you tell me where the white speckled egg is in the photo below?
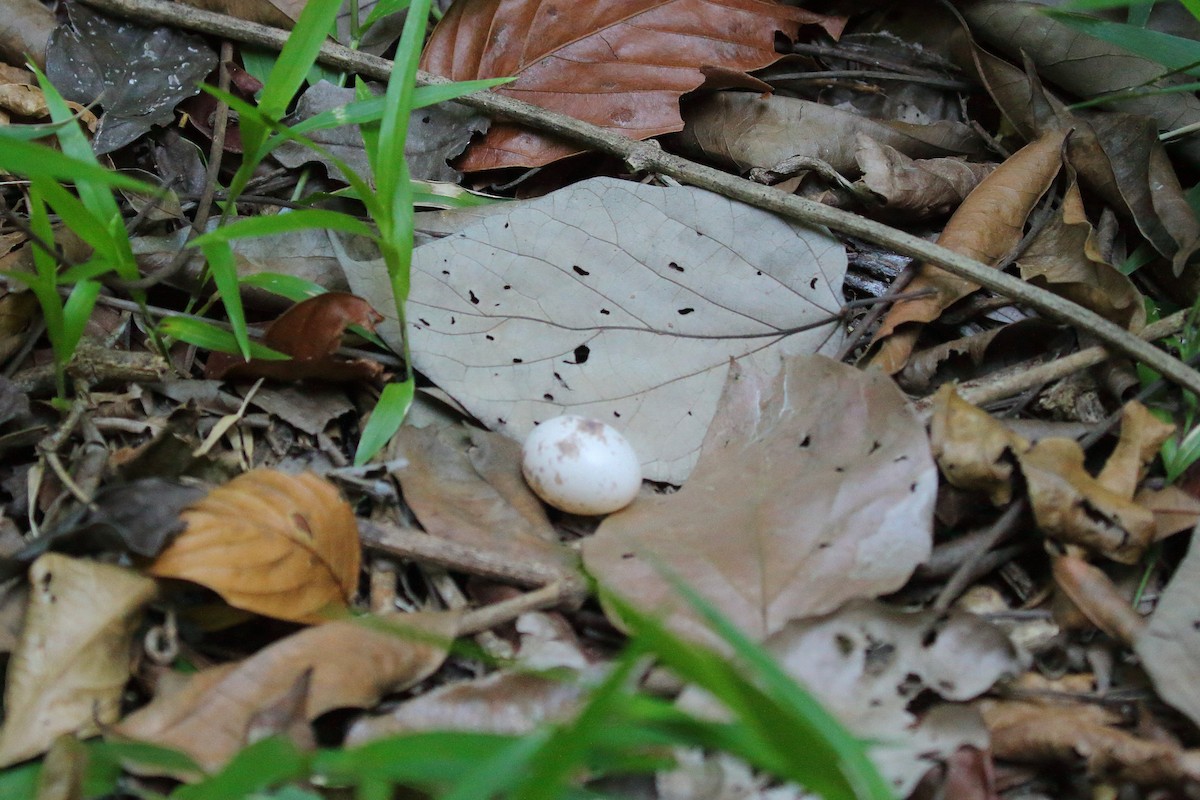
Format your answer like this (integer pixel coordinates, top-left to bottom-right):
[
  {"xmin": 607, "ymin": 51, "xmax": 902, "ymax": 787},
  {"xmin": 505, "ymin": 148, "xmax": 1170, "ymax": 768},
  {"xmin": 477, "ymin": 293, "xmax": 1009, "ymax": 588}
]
[{"xmin": 521, "ymin": 415, "xmax": 642, "ymax": 515}]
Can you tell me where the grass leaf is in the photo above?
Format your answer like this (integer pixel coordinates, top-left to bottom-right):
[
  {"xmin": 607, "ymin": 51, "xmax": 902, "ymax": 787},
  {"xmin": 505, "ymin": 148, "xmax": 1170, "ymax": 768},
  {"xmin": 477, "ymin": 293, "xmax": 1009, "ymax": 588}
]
[{"xmin": 355, "ymin": 379, "xmax": 414, "ymax": 465}]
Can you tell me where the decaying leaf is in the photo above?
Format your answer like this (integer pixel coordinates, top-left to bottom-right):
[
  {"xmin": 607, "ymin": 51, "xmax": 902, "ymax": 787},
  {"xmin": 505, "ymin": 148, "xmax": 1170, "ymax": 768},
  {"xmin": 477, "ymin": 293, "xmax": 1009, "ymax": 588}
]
[
  {"xmin": 0, "ymin": 554, "xmax": 157, "ymax": 768},
  {"xmin": 931, "ymin": 389, "xmax": 1162, "ymax": 563},
  {"xmin": 206, "ymin": 293, "xmax": 384, "ymax": 383},
  {"xmin": 663, "ymin": 600, "xmax": 1022, "ymax": 798},
  {"xmin": 929, "ymin": 384, "xmax": 1028, "ymax": 506},
  {"xmin": 421, "ymin": 0, "xmax": 844, "ymax": 170},
  {"xmin": 388, "ymin": 424, "xmax": 577, "ymax": 579},
  {"xmin": 854, "ymin": 135, "xmax": 996, "ymax": 220},
  {"xmin": 148, "ymin": 469, "xmax": 360, "ymax": 624},
  {"xmin": 338, "ymin": 177, "xmax": 848, "ymax": 484},
  {"xmin": 583, "ymin": 355, "xmax": 937, "ymax": 648},
  {"xmin": 1134, "ymin": 529, "xmax": 1200, "ymax": 730},
  {"xmin": 45, "ymin": 3, "xmax": 215, "ymax": 154},
  {"xmin": 981, "ymin": 698, "xmax": 1200, "ymax": 787},
  {"xmin": 114, "ymin": 611, "xmax": 460, "ymax": 775},
  {"xmin": 680, "ymin": 92, "xmax": 987, "ymax": 176},
  {"xmin": 868, "ymin": 129, "xmax": 1067, "ymax": 373}
]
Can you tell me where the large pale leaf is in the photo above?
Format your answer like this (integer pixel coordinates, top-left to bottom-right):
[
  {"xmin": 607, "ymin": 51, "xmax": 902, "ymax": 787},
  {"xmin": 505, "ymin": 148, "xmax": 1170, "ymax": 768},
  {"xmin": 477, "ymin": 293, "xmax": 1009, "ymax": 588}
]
[
  {"xmin": 582, "ymin": 354, "xmax": 937, "ymax": 648},
  {"xmin": 1134, "ymin": 528, "xmax": 1200, "ymax": 729},
  {"xmin": 337, "ymin": 177, "xmax": 847, "ymax": 483},
  {"xmin": 113, "ymin": 611, "xmax": 459, "ymax": 774},
  {"xmin": 0, "ymin": 554, "xmax": 156, "ymax": 767},
  {"xmin": 420, "ymin": 0, "xmax": 844, "ymax": 170},
  {"xmin": 148, "ymin": 469, "xmax": 360, "ymax": 624}
]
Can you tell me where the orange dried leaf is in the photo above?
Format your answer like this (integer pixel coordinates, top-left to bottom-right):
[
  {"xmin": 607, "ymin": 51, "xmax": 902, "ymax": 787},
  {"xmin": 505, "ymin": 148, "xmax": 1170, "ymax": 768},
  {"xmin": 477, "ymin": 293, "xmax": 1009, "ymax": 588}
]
[
  {"xmin": 148, "ymin": 469, "xmax": 360, "ymax": 624},
  {"xmin": 421, "ymin": 0, "xmax": 844, "ymax": 171},
  {"xmin": 929, "ymin": 384, "xmax": 1029, "ymax": 505}
]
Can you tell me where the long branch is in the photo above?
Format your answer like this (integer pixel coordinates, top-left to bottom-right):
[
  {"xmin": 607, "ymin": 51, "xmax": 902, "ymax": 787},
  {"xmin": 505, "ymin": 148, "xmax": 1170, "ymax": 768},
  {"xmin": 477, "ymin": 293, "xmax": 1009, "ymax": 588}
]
[{"xmin": 78, "ymin": 0, "xmax": 1200, "ymax": 397}]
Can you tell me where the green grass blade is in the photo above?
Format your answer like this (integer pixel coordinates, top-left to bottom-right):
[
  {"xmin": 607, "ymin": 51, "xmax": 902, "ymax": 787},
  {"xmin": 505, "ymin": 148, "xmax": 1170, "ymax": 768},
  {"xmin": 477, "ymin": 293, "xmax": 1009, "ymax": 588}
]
[
  {"xmin": 355, "ymin": 379, "xmax": 414, "ymax": 465},
  {"xmin": 374, "ymin": 0, "xmax": 430, "ymax": 220},
  {"xmin": 312, "ymin": 731, "xmax": 519, "ymax": 788},
  {"xmin": 0, "ymin": 136, "xmax": 155, "ymax": 194},
  {"xmin": 60, "ymin": 279, "xmax": 102, "ymax": 361},
  {"xmin": 1046, "ymin": 10, "xmax": 1200, "ymax": 75},
  {"xmin": 158, "ymin": 316, "xmax": 289, "ymax": 360},
  {"xmin": 190, "ymin": 209, "xmax": 376, "ymax": 246},
  {"xmin": 172, "ymin": 736, "xmax": 308, "ymax": 800},
  {"xmin": 238, "ymin": 272, "xmax": 328, "ymax": 301},
  {"xmin": 257, "ymin": 0, "xmax": 343, "ymax": 121},
  {"xmin": 198, "ymin": 241, "xmax": 251, "ymax": 360},
  {"xmin": 29, "ymin": 175, "xmax": 120, "ymax": 266}
]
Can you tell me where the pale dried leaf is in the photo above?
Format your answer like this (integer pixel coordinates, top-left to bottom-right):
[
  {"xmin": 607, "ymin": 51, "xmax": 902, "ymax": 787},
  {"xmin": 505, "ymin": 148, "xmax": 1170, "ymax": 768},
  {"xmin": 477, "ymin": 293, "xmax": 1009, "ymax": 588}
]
[
  {"xmin": 929, "ymin": 385, "xmax": 1029, "ymax": 506},
  {"xmin": 148, "ymin": 469, "xmax": 360, "ymax": 624},
  {"xmin": 855, "ymin": 135, "xmax": 995, "ymax": 220},
  {"xmin": 337, "ymin": 177, "xmax": 847, "ymax": 483},
  {"xmin": 668, "ymin": 600, "xmax": 1022, "ymax": 798},
  {"xmin": 114, "ymin": 610, "xmax": 459, "ymax": 774},
  {"xmin": 0, "ymin": 554, "xmax": 156, "ymax": 768},
  {"xmin": 1134, "ymin": 529, "xmax": 1200, "ymax": 729},
  {"xmin": 583, "ymin": 355, "xmax": 936, "ymax": 648}
]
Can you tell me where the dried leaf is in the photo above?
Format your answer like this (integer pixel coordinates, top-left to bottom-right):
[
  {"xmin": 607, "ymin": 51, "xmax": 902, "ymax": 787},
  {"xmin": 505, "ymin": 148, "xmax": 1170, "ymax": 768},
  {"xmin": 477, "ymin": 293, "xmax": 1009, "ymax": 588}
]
[
  {"xmin": 338, "ymin": 177, "xmax": 847, "ymax": 484},
  {"xmin": 1051, "ymin": 553, "xmax": 1145, "ymax": 645},
  {"xmin": 0, "ymin": 0, "xmax": 56, "ymax": 69},
  {"xmin": 45, "ymin": 4, "xmax": 215, "ymax": 154},
  {"xmin": 583, "ymin": 355, "xmax": 937, "ymax": 648},
  {"xmin": 868, "ymin": 129, "xmax": 1067, "ymax": 373},
  {"xmin": 981, "ymin": 698, "xmax": 1200, "ymax": 786},
  {"xmin": 1020, "ymin": 438, "xmax": 1154, "ymax": 564},
  {"xmin": 1095, "ymin": 401, "xmax": 1174, "ymax": 497},
  {"xmin": 389, "ymin": 424, "xmax": 577, "ymax": 578},
  {"xmin": 666, "ymin": 600, "xmax": 1022, "ymax": 798},
  {"xmin": 1134, "ymin": 484, "xmax": 1200, "ymax": 541},
  {"xmin": 929, "ymin": 384, "xmax": 1029, "ymax": 506},
  {"xmin": 148, "ymin": 469, "xmax": 360, "ymax": 624},
  {"xmin": 680, "ymin": 92, "xmax": 986, "ymax": 175},
  {"xmin": 206, "ymin": 293, "xmax": 384, "ymax": 383},
  {"xmin": 854, "ymin": 135, "xmax": 996, "ymax": 220},
  {"xmin": 1133, "ymin": 529, "xmax": 1200, "ymax": 729},
  {"xmin": 421, "ymin": 0, "xmax": 844, "ymax": 170},
  {"xmin": 0, "ymin": 554, "xmax": 156, "ymax": 768},
  {"xmin": 114, "ymin": 611, "xmax": 459, "ymax": 774},
  {"xmin": 1016, "ymin": 176, "xmax": 1145, "ymax": 330}
]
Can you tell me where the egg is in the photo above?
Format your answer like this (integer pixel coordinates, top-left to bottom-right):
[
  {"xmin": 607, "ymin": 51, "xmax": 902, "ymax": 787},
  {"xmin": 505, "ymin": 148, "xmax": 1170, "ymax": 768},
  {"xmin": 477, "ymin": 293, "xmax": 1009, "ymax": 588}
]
[{"xmin": 521, "ymin": 415, "xmax": 642, "ymax": 515}]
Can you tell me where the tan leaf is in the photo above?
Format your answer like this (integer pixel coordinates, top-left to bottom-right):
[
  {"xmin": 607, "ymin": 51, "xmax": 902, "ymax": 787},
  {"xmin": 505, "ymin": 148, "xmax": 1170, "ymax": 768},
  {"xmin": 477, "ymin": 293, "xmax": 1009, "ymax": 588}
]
[
  {"xmin": 929, "ymin": 384, "xmax": 1029, "ymax": 506},
  {"xmin": 148, "ymin": 469, "xmax": 360, "ymax": 624},
  {"xmin": 113, "ymin": 611, "xmax": 459, "ymax": 775},
  {"xmin": 1050, "ymin": 553, "xmax": 1145, "ymax": 645},
  {"xmin": 1095, "ymin": 401, "xmax": 1174, "ymax": 497},
  {"xmin": 389, "ymin": 424, "xmax": 578, "ymax": 579},
  {"xmin": 854, "ymin": 134, "xmax": 996, "ymax": 220},
  {"xmin": 583, "ymin": 354, "xmax": 937, "ymax": 648},
  {"xmin": 1020, "ymin": 438, "xmax": 1154, "ymax": 564},
  {"xmin": 1016, "ymin": 176, "xmax": 1145, "ymax": 331},
  {"xmin": 981, "ymin": 698, "xmax": 1200, "ymax": 786},
  {"xmin": 421, "ymin": 0, "xmax": 843, "ymax": 171},
  {"xmin": 679, "ymin": 93, "xmax": 986, "ymax": 176},
  {"xmin": 1134, "ymin": 484, "xmax": 1200, "ymax": 541},
  {"xmin": 867, "ymin": 129, "xmax": 1067, "ymax": 373},
  {"xmin": 0, "ymin": 554, "xmax": 156, "ymax": 768}
]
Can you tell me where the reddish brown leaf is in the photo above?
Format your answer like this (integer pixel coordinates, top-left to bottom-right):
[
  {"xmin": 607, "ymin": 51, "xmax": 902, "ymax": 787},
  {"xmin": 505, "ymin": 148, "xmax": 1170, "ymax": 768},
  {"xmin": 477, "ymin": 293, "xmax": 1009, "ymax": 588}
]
[
  {"xmin": 420, "ymin": 0, "xmax": 844, "ymax": 171},
  {"xmin": 206, "ymin": 292, "xmax": 384, "ymax": 383},
  {"xmin": 148, "ymin": 469, "xmax": 360, "ymax": 624}
]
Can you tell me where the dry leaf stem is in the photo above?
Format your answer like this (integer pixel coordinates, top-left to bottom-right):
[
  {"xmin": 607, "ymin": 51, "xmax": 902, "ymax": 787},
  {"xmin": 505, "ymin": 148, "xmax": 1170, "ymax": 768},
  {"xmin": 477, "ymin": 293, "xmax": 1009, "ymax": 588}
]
[{"xmin": 78, "ymin": 0, "xmax": 1200, "ymax": 398}]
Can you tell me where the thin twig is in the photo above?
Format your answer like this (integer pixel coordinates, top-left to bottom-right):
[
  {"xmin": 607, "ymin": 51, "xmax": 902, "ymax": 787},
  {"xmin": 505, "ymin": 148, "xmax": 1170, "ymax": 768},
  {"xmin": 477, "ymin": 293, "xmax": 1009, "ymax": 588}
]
[{"xmin": 76, "ymin": 0, "xmax": 1200, "ymax": 399}]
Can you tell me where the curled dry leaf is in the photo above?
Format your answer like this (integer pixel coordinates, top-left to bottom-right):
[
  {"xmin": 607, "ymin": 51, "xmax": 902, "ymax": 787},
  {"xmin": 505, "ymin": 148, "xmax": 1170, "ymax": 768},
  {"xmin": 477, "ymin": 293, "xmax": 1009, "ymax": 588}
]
[
  {"xmin": 148, "ymin": 469, "xmax": 360, "ymax": 624},
  {"xmin": 421, "ymin": 0, "xmax": 844, "ymax": 171},
  {"xmin": 854, "ymin": 134, "xmax": 996, "ymax": 220},
  {"xmin": 583, "ymin": 355, "xmax": 937, "ymax": 648},
  {"xmin": 680, "ymin": 92, "xmax": 986, "ymax": 176},
  {"xmin": 931, "ymin": 388, "xmax": 1159, "ymax": 563},
  {"xmin": 0, "ymin": 554, "xmax": 157, "ymax": 768},
  {"xmin": 113, "ymin": 610, "xmax": 460, "ymax": 775},
  {"xmin": 1050, "ymin": 552, "xmax": 1145, "ymax": 645},
  {"xmin": 929, "ymin": 384, "xmax": 1028, "ymax": 506},
  {"xmin": 867, "ymin": 129, "xmax": 1067, "ymax": 374},
  {"xmin": 206, "ymin": 292, "xmax": 384, "ymax": 383},
  {"xmin": 980, "ymin": 698, "xmax": 1200, "ymax": 787},
  {"xmin": 666, "ymin": 600, "xmax": 1022, "ymax": 798}
]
